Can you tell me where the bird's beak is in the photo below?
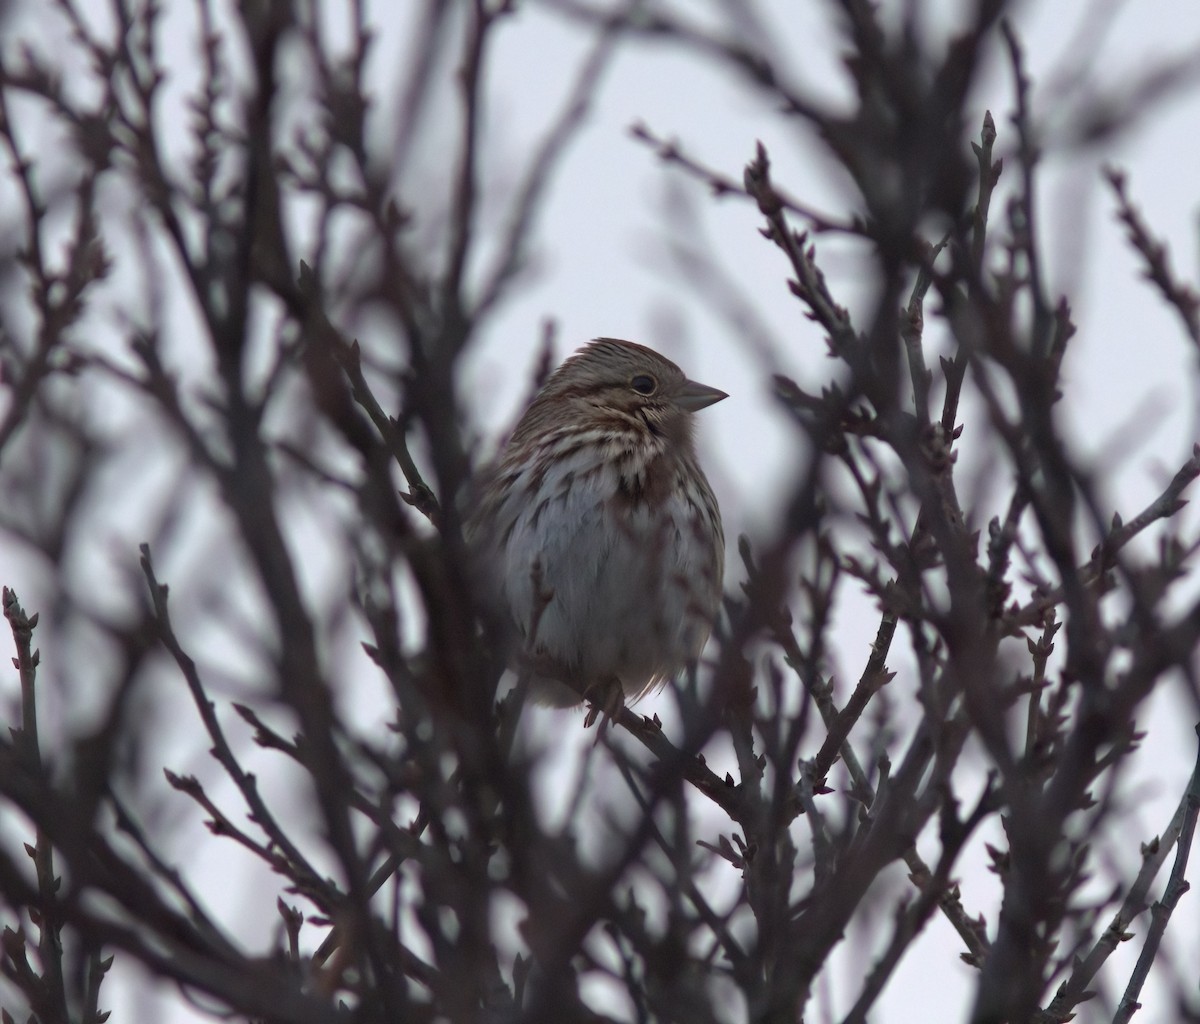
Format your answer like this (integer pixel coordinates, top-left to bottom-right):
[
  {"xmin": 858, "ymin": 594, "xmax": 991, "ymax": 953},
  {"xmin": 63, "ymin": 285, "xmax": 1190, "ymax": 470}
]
[{"xmin": 677, "ymin": 379, "xmax": 728, "ymax": 412}]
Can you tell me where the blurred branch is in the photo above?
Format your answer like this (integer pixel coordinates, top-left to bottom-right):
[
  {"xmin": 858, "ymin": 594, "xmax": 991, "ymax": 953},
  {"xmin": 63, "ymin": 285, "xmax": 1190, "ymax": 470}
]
[
  {"xmin": 1000, "ymin": 21, "xmax": 1053, "ymax": 354},
  {"xmin": 2, "ymin": 588, "xmax": 69, "ymax": 1022},
  {"xmin": 1112, "ymin": 723, "xmax": 1200, "ymax": 1024},
  {"xmin": 1106, "ymin": 167, "xmax": 1200, "ymax": 350},
  {"xmin": 1039, "ymin": 725, "xmax": 1200, "ymax": 1020},
  {"xmin": 443, "ymin": 0, "xmax": 495, "ymax": 320},
  {"xmin": 546, "ymin": 0, "xmax": 825, "ymax": 121},
  {"xmin": 475, "ymin": 19, "xmax": 624, "ymax": 314},
  {"xmin": 1007, "ymin": 444, "xmax": 1200, "ymax": 629},
  {"xmin": 843, "ymin": 778, "xmax": 997, "ymax": 1023},
  {"xmin": 295, "ymin": 260, "xmax": 439, "ymax": 520},
  {"xmin": 630, "ymin": 121, "xmax": 862, "ymax": 235}
]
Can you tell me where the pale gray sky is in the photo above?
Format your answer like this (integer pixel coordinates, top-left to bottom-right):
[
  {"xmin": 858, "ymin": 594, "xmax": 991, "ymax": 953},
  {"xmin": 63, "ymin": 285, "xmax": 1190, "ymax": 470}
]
[{"xmin": 4, "ymin": 0, "xmax": 1199, "ymax": 1020}]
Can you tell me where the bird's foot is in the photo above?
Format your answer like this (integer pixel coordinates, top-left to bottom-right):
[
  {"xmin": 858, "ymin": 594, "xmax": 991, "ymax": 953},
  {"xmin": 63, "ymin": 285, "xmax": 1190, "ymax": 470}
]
[{"xmin": 583, "ymin": 677, "xmax": 626, "ymax": 731}]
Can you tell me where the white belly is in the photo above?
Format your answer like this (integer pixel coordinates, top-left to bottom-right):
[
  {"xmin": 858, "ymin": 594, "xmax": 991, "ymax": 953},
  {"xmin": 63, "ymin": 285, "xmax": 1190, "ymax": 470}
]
[{"xmin": 497, "ymin": 462, "xmax": 719, "ymax": 700}]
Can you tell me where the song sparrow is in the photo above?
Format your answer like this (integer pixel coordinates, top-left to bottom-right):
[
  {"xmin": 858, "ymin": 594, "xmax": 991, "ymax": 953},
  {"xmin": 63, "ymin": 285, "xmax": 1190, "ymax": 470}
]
[{"xmin": 473, "ymin": 338, "xmax": 726, "ymax": 708}]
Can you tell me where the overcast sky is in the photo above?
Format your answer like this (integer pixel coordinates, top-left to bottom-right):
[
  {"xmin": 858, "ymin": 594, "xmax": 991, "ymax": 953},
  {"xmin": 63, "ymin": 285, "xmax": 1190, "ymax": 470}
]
[{"xmin": 4, "ymin": 0, "xmax": 1200, "ymax": 1020}]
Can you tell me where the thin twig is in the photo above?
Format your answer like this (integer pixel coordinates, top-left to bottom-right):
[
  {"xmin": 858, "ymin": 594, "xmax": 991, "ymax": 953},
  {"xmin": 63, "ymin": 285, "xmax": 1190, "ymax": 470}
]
[
  {"xmin": 1037, "ymin": 731, "xmax": 1200, "ymax": 1020},
  {"xmin": 1105, "ymin": 168, "xmax": 1200, "ymax": 349},
  {"xmin": 1008, "ymin": 445, "xmax": 1200, "ymax": 628},
  {"xmin": 1112, "ymin": 723, "xmax": 1200, "ymax": 1024},
  {"xmin": 630, "ymin": 122, "xmax": 861, "ymax": 235}
]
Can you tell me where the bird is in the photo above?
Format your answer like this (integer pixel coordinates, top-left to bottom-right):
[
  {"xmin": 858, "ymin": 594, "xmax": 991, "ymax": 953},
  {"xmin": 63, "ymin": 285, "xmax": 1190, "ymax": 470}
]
[{"xmin": 471, "ymin": 338, "xmax": 726, "ymax": 710}]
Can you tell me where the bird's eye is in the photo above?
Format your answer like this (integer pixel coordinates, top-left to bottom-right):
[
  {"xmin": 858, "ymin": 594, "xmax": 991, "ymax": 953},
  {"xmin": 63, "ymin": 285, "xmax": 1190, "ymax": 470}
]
[{"xmin": 631, "ymin": 374, "xmax": 657, "ymax": 395}]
